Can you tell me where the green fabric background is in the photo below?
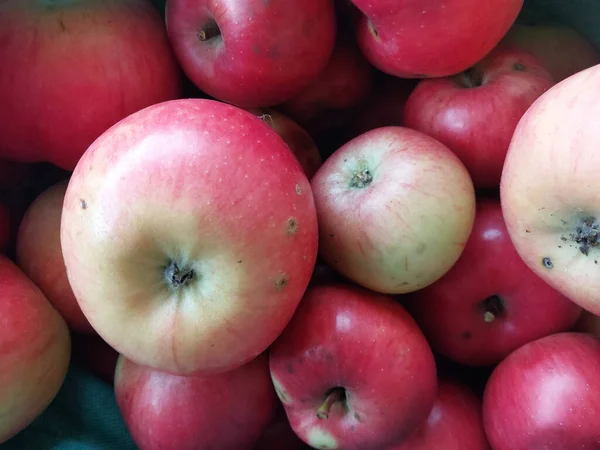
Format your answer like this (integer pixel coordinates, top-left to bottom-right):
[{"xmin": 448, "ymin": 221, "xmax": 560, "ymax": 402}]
[{"xmin": 1, "ymin": 1, "xmax": 598, "ymax": 449}]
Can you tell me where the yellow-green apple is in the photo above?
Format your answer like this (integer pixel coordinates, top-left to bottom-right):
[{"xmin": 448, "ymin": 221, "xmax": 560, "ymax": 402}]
[
  {"xmin": 16, "ymin": 180, "xmax": 94, "ymax": 334},
  {"xmin": 500, "ymin": 64, "xmax": 600, "ymax": 316},
  {"xmin": 310, "ymin": 126, "xmax": 476, "ymax": 294},
  {"xmin": 482, "ymin": 332, "xmax": 600, "ymax": 450},
  {"xmin": 269, "ymin": 283, "xmax": 438, "ymax": 450},
  {"xmin": 350, "ymin": 0, "xmax": 523, "ymax": 78},
  {"xmin": 70, "ymin": 332, "xmax": 119, "ymax": 386},
  {"xmin": 391, "ymin": 378, "xmax": 489, "ymax": 450},
  {"xmin": 0, "ymin": 255, "xmax": 71, "ymax": 444},
  {"xmin": 60, "ymin": 98, "xmax": 319, "ymax": 376},
  {"xmin": 115, "ymin": 352, "xmax": 278, "ymax": 450},
  {"xmin": 0, "ymin": 0, "xmax": 182, "ymax": 171},
  {"xmin": 499, "ymin": 24, "xmax": 600, "ymax": 82},
  {"xmin": 165, "ymin": 0, "xmax": 336, "ymax": 108},
  {"xmin": 406, "ymin": 198, "xmax": 582, "ymax": 367},
  {"xmin": 0, "ymin": 202, "xmax": 9, "ymax": 254},
  {"xmin": 403, "ymin": 47, "xmax": 555, "ymax": 189}
]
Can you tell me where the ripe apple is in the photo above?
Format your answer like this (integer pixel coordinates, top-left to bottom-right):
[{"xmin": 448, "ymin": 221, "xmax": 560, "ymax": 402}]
[
  {"xmin": 16, "ymin": 180, "xmax": 94, "ymax": 334},
  {"xmin": 406, "ymin": 197, "xmax": 582, "ymax": 367},
  {"xmin": 403, "ymin": 47, "xmax": 554, "ymax": 189},
  {"xmin": 482, "ymin": 332, "xmax": 600, "ymax": 450},
  {"xmin": 116, "ymin": 352, "xmax": 277, "ymax": 450},
  {"xmin": 70, "ymin": 332, "xmax": 120, "ymax": 386},
  {"xmin": 0, "ymin": 202, "xmax": 10, "ymax": 254},
  {"xmin": 500, "ymin": 23, "xmax": 600, "ymax": 82},
  {"xmin": 60, "ymin": 98, "xmax": 319, "ymax": 376},
  {"xmin": 0, "ymin": 255, "xmax": 71, "ymax": 444},
  {"xmin": 165, "ymin": 0, "xmax": 337, "ymax": 108},
  {"xmin": 350, "ymin": 0, "xmax": 524, "ymax": 78},
  {"xmin": 500, "ymin": 64, "xmax": 600, "ymax": 316},
  {"xmin": 0, "ymin": 0, "xmax": 183, "ymax": 171},
  {"xmin": 269, "ymin": 283, "xmax": 438, "ymax": 450},
  {"xmin": 311, "ymin": 126, "xmax": 476, "ymax": 294},
  {"xmin": 391, "ymin": 378, "xmax": 489, "ymax": 450}
]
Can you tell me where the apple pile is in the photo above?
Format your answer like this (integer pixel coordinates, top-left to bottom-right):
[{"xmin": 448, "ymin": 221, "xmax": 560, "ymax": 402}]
[{"xmin": 1, "ymin": 0, "xmax": 600, "ymax": 449}]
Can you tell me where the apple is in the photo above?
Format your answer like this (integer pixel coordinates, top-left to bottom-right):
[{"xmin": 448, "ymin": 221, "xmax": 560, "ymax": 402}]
[
  {"xmin": 0, "ymin": 0, "xmax": 183, "ymax": 172},
  {"xmin": 254, "ymin": 403, "xmax": 312, "ymax": 450},
  {"xmin": 499, "ymin": 23, "xmax": 600, "ymax": 82},
  {"xmin": 70, "ymin": 332, "xmax": 120, "ymax": 386},
  {"xmin": 310, "ymin": 126, "xmax": 476, "ymax": 295},
  {"xmin": 269, "ymin": 283, "xmax": 438, "ymax": 450},
  {"xmin": 0, "ymin": 255, "xmax": 71, "ymax": 444},
  {"xmin": 244, "ymin": 108, "xmax": 323, "ymax": 179},
  {"xmin": 60, "ymin": 98, "xmax": 319, "ymax": 376},
  {"xmin": 350, "ymin": 0, "xmax": 524, "ymax": 78},
  {"xmin": 406, "ymin": 197, "xmax": 582, "ymax": 366},
  {"xmin": 115, "ymin": 352, "xmax": 278, "ymax": 450},
  {"xmin": 0, "ymin": 202, "xmax": 10, "ymax": 254},
  {"xmin": 482, "ymin": 332, "xmax": 600, "ymax": 450},
  {"xmin": 391, "ymin": 378, "xmax": 489, "ymax": 450},
  {"xmin": 403, "ymin": 47, "xmax": 554, "ymax": 189},
  {"xmin": 16, "ymin": 180, "xmax": 94, "ymax": 334},
  {"xmin": 500, "ymin": 64, "xmax": 600, "ymax": 316},
  {"xmin": 165, "ymin": 0, "xmax": 337, "ymax": 108}
]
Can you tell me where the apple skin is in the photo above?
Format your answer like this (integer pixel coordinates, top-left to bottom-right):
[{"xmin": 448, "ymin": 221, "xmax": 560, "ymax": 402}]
[
  {"xmin": 403, "ymin": 47, "xmax": 554, "ymax": 189},
  {"xmin": 115, "ymin": 352, "xmax": 278, "ymax": 450},
  {"xmin": 500, "ymin": 64, "xmax": 600, "ymax": 316},
  {"xmin": 16, "ymin": 180, "xmax": 95, "ymax": 334},
  {"xmin": 351, "ymin": 0, "xmax": 523, "ymax": 78},
  {"xmin": 0, "ymin": 202, "xmax": 10, "ymax": 254},
  {"xmin": 60, "ymin": 98, "xmax": 319, "ymax": 376},
  {"xmin": 70, "ymin": 332, "xmax": 120, "ymax": 386},
  {"xmin": 269, "ymin": 283, "xmax": 438, "ymax": 450},
  {"xmin": 391, "ymin": 378, "xmax": 490, "ymax": 450},
  {"xmin": 0, "ymin": 255, "xmax": 71, "ymax": 444},
  {"xmin": 0, "ymin": 0, "xmax": 182, "ymax": 171},
  {"xmin": 406, "ymin": 197, "xmax": 582, "ymax": 367},
  {"xmin": 165, "ymin": 0, "xmax": 336, "ymax": 108},
  {"xmin": 310, "ymin": 126, "xmax": 476, "ymax": 294},
  {"xmin": 500, "ymin": 24, "xmax": 600, "ymax": 83},
  {"xmin": 482, "ymin": 332, "xmax": 600, "ymax": 450}
]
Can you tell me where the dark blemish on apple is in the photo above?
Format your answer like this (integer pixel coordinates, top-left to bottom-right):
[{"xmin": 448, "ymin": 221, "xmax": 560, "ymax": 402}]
[
  {"xmin": 237, "ymin": 260, "xmax": 242, "ymax": 263},
  {"xmin": 542, "ymin": 257, "xmax": 553, "ymax": 269},
  {"xmin": 570, "ymin": 216, "xmax": 600, "ymax": 255},
  {"xmin": 525, "ymin": 229, "xmax": 531, "ymax": 233},
  {"xmin": 58, "ymin": 18, "xmax": 67, "ymax": 32},
  {"xmin": 295, "ymin": 184, "xmax": 302, "ymax": 195},
  {"xmin": 286, "ymin": 217, "xmax": 299, "ymax": 236},
  {"xmin": 560, "ymin": 236, "xmax": 567, "ymax": 241},
  {"xmin": 462, "ymin": 331, "xmax": 472, "ymax": 340},
  {"xmin": 286, "ymin": 364, "xmax": 295, "ymax": 374},
  {"xmin": 513, "ymin": 63, "xmax": 526, "ymax": 72},
  {"xmin": 354, "ymin": 412, "xmax": 362, "ymax": 422},
  {"xmin": 329, "ymin": 234, "xmax": 334, "ymax": 238},
  {"xmin": 80, "ymin": 199, "xmax": 87, "ymax": 210},
  {"xmin": 275, "ymin": 273, "xmax": 289, "ymax": 290},
  {"xmin": 210, "ymin": 343, "xmax": 215, "ymax": 348},
  {"xmin": 367, "ymin": 20, "xmax": 380, "ymax": 40}
]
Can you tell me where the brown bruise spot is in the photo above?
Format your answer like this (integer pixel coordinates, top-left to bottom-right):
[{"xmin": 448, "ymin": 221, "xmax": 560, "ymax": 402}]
[
  {"xmin": 275, "ymin": 273, "xmax": 289, "ymax": 290},
  {"xmin": 286, "ymin": 217, "xmax": 299, "ymax": 235}
]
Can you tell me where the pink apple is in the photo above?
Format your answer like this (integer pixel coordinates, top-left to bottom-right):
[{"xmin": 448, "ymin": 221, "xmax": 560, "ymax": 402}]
[
  {"xmin": 311, "ymin": 126, "xmax": 476, "ymax": 294},
  {"xmin": 0, "ymin": 0, "xmax": 183, "ymax": 171},
  {"xmin": 0, "ymin": 255, "xmax": 71, "ymax": 444},
  {"xmin": 60, "ymin": 98, "xmax": 319, "ymax": 376},
  {"xmin": 115, "ymin": 352, "xmax": 278, "ymax": 450},
  {"xmin": 406, "ymin": 197, "xmax": 582, "ymax": 367},
  {"xmin": 483, "ymin": 332, "xmax": 600, "ymax": 450},
  {"xmin": 165, "ymin": 0, "xmax": 337, "ymax": 108},
  {"xmin": 350, "ymin": 0, "xmax": 524, "ymax": 78},
  {"xmin": 500, "ymin": 64, "xmax": 600, "ymax": 316},
  {"xmin": 70, "ymin": 332, "xmax": 120, "ymax": 386},
  {"xmin": 500, "ymin": 23, "xmax": 600, "ymax": 82},
  {"xmin": 269, "ymin": 283, "xmax": 438, "ymax": 450},
  {"xmin": 16, "ymin": 180, "xmax": 94, "ymax": 334},
  {"xmin": 403, "ymin": 47, "xmax": 554, "ymax": 188},
  {"xmin": 0, "ymin": 202, "xmax": 10, "ymax": 254},
  {"xmin": 391, "ymin": 378, "xmax": 489, "ymax": 450}
]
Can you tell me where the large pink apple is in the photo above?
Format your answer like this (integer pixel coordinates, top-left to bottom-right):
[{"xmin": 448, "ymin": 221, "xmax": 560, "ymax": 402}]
[
  {"xmin": 0, "ymin": 255, "xmax": 71, "ymax": 444},
  {"xmin": 115, "ymin": 352, "xmax": 278, "ymax": 450},
  {"xmin": 500, "ymin": 64, "xmax": 600, "ymax": 316},
  {"xmin": 351, "ymin": 0, "xmax": 523, "ymax": 78},
  {"xmin": 60, "ymin": 98, "xmax": 319, "ymax": 376},
  {"xmin": 0, "ymin": 0, "xmax": 182, "ymax": 171},
  {"xmin": 165, "ymin": 0, "xmax": 337, "ymax": 108}
]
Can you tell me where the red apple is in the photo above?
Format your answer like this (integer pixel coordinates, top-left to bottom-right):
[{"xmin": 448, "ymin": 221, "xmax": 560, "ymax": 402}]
[
  {"xmin": 269, "ymin": 283, "xmax": 438, "ymax": 450},
  {"xmin": 0, "ymin": 202, "xmax": 10, "ymax": 254},
  {"xmin": 70, "ymin": 332, "xmax": 120, "ymax": 386},
  {"xmin": 0, "ymin": 255, "xmax": 71, "ymax": 444},
  {"xmin": 403, "ymin": 47, "xmax": 554, "ymax": 189},
  {"xmin": 165, "ymin": 0, "xmax": 337, "ymax": 108},
  {"xmin": 60, "ymin": 98, "xmax": 319, "ymax": 376},
  {"xmin": 482, "ymin": 332, "xmax": 600, "ymax": 450},
  {"xmin": 500, "ymin": 64, "xmax": 600, "ymax": 316},
  {"xmin": 16, "ymin": 180, "xmax": 94, "ymax": 334},
  {"xmin": 350, "ymin": 0, "xmax": 523, "ymax": 78},
  {"xmin": 311, "ymin": 126, "xmax": 476, "ymax": 294},
  {"xmin": 0, "ymin": 0, "xmax": 182, "ymax": 171},
  {"xmin": 391, "ymin": 378, "xmax": 489, "ymax": 450},
  {"xmin": 406, "ymin": 197, "xmax": 582, "ymax": 367},
  {"xmin": 500, "ymin": 23, "xmax": 600, "ymax": 82},
  {"xmin": 115, "ymin": 352, "xmax": 278, "ymax": 450}
]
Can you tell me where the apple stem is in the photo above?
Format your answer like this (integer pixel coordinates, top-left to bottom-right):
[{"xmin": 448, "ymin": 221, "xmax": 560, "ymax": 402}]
[
  {"xmin": 197, "ymin": 20, "xmax": 221, "ymax": 42},
  {"xmin": 316, "ymin": 388, "xmax": 346, "ymax": 420}
]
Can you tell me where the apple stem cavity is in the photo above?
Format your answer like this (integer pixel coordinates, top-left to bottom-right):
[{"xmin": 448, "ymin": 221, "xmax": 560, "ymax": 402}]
[
  {"xmin": 482, "ymin": 295, "xmax": 505, "ymax": 323},
  {"xmin": 165, "ymin": 261, "xmax": 195, "ymax": 290},
  {"xmin": 197, "ymin": 20, "xmax": 221, "ymax": 42},
  {"xmin": 316, "ymin": 387, "xmax": 347, "ymax": 420}
]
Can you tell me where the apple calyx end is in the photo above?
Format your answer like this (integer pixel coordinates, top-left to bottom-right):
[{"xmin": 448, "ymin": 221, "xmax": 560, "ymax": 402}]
[
  {"xmin": 165, "ymin": 261, "xmax": 195, "ymax": 290},
  {"xmin": 316, "ymin": 387, "xmax": 346, "ymax": 420},
  {"xmin": 482, "ymin": 294, "xmax": 504, "ymax": 323},
  {"xmin": 571, "ymin": 216, "xmax": 600, "ymax": 256},
  {"xmin": 348, "ymin": 160, "xmax": 374, "ymax": 189},
  {"xmin": 197, "ymin": 20, "xmax": 221, "ymax": 43}
]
